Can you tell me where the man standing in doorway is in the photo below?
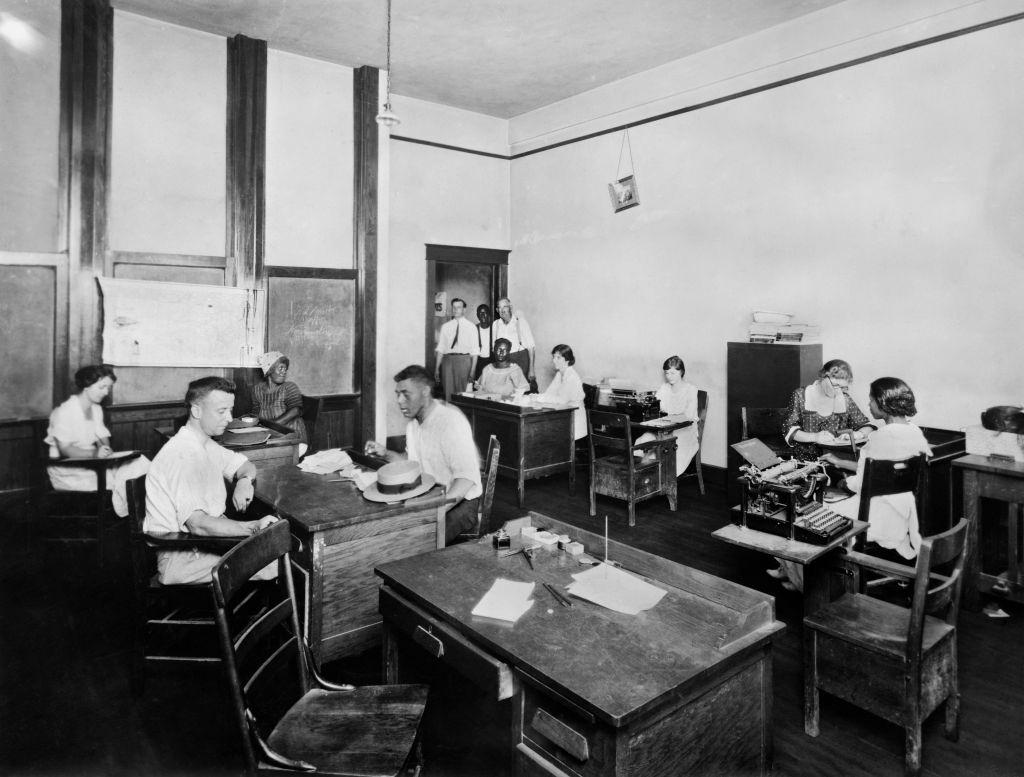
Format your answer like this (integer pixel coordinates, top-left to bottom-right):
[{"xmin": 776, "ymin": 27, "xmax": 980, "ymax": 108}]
[
  {"xmin": 435, "ymin": 298, "xmax": 479, "ymax": 402},
  {"xmin": 492, "ymin": 297, "xmax": 536, "ymax": 391},
  {"xmin": 474, "ymin": 303, "xmax": 493, "ymax": 381}
]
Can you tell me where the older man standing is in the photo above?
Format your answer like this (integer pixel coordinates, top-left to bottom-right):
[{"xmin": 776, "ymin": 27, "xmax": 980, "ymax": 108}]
[
  {"xmin": 365, "ymin": 365, "xmax": 482, "ymax": 544},
  {"xmin": 492, "ymin": 297, "xmax": 536, "ymax": 390},
  {"xmin": 434, "ymin": 298, "xmax": 479, "ymax": 402}
]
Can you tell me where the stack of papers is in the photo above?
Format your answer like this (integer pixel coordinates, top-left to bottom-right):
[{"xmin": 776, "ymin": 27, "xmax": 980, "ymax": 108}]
[
  {"xmin": 567, "ymin": 563, "xmax": 666, "ymax": 614},
  {"xmin": 298, "ymin": 449, "xmax": 353, "ymax": 474},
  {"xmin": 333, "ymin": 466, "xmax": 377, "ymax": 491},
  {"xmin": 471, "ymin": 579, "xmax": 536, "ymax": 623}
]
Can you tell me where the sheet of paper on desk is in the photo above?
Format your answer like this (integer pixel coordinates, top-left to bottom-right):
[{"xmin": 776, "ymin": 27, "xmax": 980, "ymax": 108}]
[
  {"xmin": 640, "ymin": 417, "xmax": 679, "ymax": 428},
  {"xmin": 60, "ymin": 450, "xmax": 137, "ymax": 462},
  {"xmin": 298, "ymin": 448, "xmax": 353, "ymax": 474},
  {"xmin": 471, "ymin": 578, "xmax": 536, "ymax": 623},
  {"xmin": 226, "ymin": 426, "xmax": 271, "ymax": 434},
  {"xmin": 568, "ymin": 563, "xmax": 667, "ymax": 615}
]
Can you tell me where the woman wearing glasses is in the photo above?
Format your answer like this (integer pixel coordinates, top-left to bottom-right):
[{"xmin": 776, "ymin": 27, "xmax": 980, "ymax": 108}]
[{"xmin": 781, "ymin": 359, "xmax": 873, "ymax": 461}]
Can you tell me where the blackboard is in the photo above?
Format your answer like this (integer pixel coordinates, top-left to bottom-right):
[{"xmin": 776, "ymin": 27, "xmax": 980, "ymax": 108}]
[
  {"xmin": 1, "ymin": 265, "xmax": 57, "ymax": 419},
  {"xmin": 266, "ymin": 273, "xmax": 355, "ymax": 396}
]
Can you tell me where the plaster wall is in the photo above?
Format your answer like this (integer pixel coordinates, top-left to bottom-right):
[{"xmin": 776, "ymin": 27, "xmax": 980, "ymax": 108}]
[
  {"xmin": 509, "ymin": 16, "xmax": 1024, "ymax": 468},
  {"xmin": 110, "ymin": 12, "xmax": 225, "ymax": 255}
]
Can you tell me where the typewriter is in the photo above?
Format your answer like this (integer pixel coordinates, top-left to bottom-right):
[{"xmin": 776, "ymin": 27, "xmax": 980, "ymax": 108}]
[
  {"xmin": 608, "ymin": 387, "xmax": 661, "ymax": 422},
  {"xmin": 731, "ymin": 437, "xmax": 853, "ymax": 545}
]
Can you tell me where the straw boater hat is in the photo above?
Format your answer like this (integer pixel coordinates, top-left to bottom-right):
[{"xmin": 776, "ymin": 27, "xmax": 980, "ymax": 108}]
[{"xmin": 363, "ymin": 460, "xmax": 436, "ymax": 503}]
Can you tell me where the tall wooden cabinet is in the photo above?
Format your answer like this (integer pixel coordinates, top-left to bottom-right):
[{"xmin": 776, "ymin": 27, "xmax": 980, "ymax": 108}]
[{"xmin": 726, "ymin": 342, "xmax": 823, "ymax": 502}]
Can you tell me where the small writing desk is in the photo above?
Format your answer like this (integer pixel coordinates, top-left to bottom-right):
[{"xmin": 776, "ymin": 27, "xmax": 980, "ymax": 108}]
[
  {"xmin": 713, "ymin": 518, "xmax": 868, "ymax": 615},
  {"xmin": 451, "ymin": 394, "xmax": 575, "ymax": 507},
  {"xmin": 953, "ymin": 454, "xmax": 1024, "ymax": 610},
  {"xmin": 253, "ymin": 462, "xmax": 448, "ymax": 666},
  {"xmin": 377, "ymin": 511, "xmax": 784, "ymax": 777}
]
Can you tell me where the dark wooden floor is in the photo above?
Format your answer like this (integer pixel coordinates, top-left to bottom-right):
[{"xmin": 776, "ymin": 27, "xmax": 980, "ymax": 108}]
[{"xmin": 1, "ymin": 473, "xmax": 1021, "ymax": 777}]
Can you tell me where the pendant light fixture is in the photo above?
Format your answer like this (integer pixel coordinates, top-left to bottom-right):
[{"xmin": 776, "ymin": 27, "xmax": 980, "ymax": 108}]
[{"xmin": 375, "ymin": 0, "xmax": 400, "ymax": 129}]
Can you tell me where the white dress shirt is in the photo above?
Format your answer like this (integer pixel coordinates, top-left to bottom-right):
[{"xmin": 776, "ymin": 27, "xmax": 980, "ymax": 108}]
[
  {"xmin": 492, "ymin": 314, "xmax": 535, "ymax": 353},
  {"xmin": 436, "ymin": 318, "xmax": 481, "ymax": 356}
]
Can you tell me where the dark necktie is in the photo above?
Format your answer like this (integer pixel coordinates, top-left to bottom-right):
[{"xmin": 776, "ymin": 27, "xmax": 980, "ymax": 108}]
[{"xmin": 451, "ymin": 322, "xmax": 459, "ymax": 349}]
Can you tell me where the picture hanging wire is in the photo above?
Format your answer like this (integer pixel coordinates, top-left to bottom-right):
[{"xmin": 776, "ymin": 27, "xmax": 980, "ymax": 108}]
[{"xmin": 615, "ymin": 128, "xmax": 636, "ymax": 179}]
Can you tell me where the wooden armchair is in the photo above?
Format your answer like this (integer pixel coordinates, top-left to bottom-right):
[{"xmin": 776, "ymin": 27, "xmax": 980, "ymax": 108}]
[
  {"xmin": 211, "ymin": 520, "xmax": 428, "ymax": 776},
  {"xmin": 803, "ymin": 518, "xmax": 968, "ymax": 777},
  {"xmin": 126, "ymin": 474, "xmax": 253, "ymax": 695},
  {"xmin": 453, "ymin": 435, "xmax": 501, "ymax": 543},
  {"xmin": 39, "ymin": 451, "xmax": 142, "ymax": 566},
  {"xmin": 587, "ymin": 409, "xmax": 678, "ymax": 527}
]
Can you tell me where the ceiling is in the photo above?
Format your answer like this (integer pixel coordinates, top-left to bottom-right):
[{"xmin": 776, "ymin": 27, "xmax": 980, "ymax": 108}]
[{"xmin": 111, "ymin": 0, "xmax": 848, "ymax": 118}]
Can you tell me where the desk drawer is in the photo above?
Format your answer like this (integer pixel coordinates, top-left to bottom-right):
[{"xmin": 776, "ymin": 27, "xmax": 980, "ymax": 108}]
[
  {"xmin": 380, "ymin": 587, "xmax": 514, "ymax": 700},
  {"xmin": 519, "ymin": 681, "xmax": 609, "ymax": 777}
]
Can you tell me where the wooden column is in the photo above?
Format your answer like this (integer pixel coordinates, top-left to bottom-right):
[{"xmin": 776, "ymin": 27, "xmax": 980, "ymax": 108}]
[
  {"xmin": 60, "ymin": 0, "xmax": 113, "ymax": 373},
  {"xmin": 353, "ymin": 66, "xmax": 379, "ymax": 447},
  {"xmin": 226, "ymin": 35, "xmax": 266, "ymax": 288}
]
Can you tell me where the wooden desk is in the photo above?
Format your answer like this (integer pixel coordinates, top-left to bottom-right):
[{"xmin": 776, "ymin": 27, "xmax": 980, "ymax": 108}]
[
  {"xmin": 953, "ymin": 454, "xmax": 1024, "ymax": 610},
  {"xmin": 253, "ymin": 465, "xmax": 448, "ymax": 666},
  {"xmin": 218, "ymin": 420, "xmax": 300, "ymax": 475},
  {"xmin": 451, "ymin": 395, "xmax": 575, "ymax": 507},
  {"xmin": 377, "ymin": 512, "xmax": 785, "ymax": 777},
  {"xmin": 713, "ymin": 519, "xmax": 868, "ymax": 615}
]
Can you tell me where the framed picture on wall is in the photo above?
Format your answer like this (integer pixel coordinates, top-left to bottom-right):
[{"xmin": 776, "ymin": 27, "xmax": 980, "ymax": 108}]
[{"xmin": 608, "ymin": 175, "xmax": 640, "ymax": 213}]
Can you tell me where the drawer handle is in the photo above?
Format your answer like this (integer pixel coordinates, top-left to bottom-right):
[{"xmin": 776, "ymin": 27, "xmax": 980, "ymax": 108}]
[
  {"xmin": 412, "ymin": 625, "xmax": 444, "ymax": 658},
  {"xmin": 531, "ymin": 707, "xmax": 589, "ymax": 762}
]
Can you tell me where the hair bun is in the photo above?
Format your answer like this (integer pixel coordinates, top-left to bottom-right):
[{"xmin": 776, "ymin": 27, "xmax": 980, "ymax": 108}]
[{"xmin": 981, "ymin": 405, "xmax": 1024, "ymax": 434}]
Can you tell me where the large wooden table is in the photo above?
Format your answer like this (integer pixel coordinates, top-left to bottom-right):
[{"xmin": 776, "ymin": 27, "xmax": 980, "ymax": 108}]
[
  {"xmin": 713, "ymin": 517, "xmax": 868, "ymax": 615},
  {"xmin": 253, "ymin": 464, "xmax": 448, "ymax": 666},
  {"xmin": 953, "ymin": 454, "xmax": 1024, "ymax": 610},
  {"xmin": 377, "ymin": 512, "xmax": 785, "ymax": 777},
  {"xmin": 451, "ymin": 394, "xmax": 575, "ymax": 507}
]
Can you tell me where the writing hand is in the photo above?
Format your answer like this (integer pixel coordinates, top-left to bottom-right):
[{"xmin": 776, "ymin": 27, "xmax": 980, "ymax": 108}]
[
  {"xmin": 364, "ymin": 440, "xmax": 385, "ymax": 457},
  {"xmin": 232, "ymin": 479, "xmax": 255, "ymax": 511},
  {"xmin": 816, "ymin": 430, "xmax": 837, "ymax": 444}
]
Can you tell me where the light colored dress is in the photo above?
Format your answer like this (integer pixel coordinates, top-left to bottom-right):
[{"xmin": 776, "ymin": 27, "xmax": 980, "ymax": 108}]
[
  {"xmin": 535, "ymin": 365, "xmax": 587, "ymax": 440},
  {"xmin": 636, "ymin": 380, "xmax": 700, "ymax": 477},
  {"xmin": 477, "ymin": 363, "xmax": 530, "ymax": 396},
  {"xmin": 45, "ymin": 396, "xmax": 150, "ymax": 517}
]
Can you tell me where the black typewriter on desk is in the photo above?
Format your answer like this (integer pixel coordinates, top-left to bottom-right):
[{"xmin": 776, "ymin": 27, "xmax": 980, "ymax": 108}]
[
  {"xmin": 608, "ymin": 388, "xmax": 660, "ymax": 422},
  {"xmin": 731, "ymin": 438, "xmax": 853, "ymax": 545}
]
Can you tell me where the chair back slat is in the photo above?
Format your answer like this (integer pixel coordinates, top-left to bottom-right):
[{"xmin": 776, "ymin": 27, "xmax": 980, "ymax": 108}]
[
  {"xmin": 587, "ymin": 409, "xmax": 634, "ymax": 454},
  {"xmin": 126, "ymin": 475, "xmax": 147, "ymax": 533},
  {"xmin": 857, "ymin": 454, "xmax": 926, "ymax": 525},
  {"xmin": 479, "ymin": 435, "xmax": 501, "ymax": 528},
  {"xmin": 212, "ymin": 521, "xmax": 290, "ymax": 606},
  {"xmin": 233, "ymin": 597, "xmax": 295, "ymax": 671},
  {"xmin": 695, "ymin": 390, "xmax": 709, "ymax": 442}
]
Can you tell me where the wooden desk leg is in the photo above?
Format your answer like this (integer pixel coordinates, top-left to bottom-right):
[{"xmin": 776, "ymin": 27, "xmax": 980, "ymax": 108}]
[
  {"xmin": 803, "ymin": 562, "xmax": 830, "ymax": 616},
  {"xmin": 517, "ymin": 470, "xmax": 525, "ymax": 508},
  {"xmin": 962, "ymin": 471, "xmax": 981, "ymax": 611},
  {"xmin": 567, "ymin": 427, "xmax": 576, "ymax": 496}
]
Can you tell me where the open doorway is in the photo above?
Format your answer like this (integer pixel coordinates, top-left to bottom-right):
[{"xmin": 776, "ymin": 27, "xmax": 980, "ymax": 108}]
[{"xmin": 424, "ymin": 244, "xmax": 508, "ymax": 376}]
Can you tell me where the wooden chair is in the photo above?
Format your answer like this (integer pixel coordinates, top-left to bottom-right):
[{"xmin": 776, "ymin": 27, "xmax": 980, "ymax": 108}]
[
  {"xmin": 803, "ymin": 518, "xmax": 968, "ymax": 777},
  {"xmin": 39, "ymin": 451, "xmax": 142, "ymax": 566},
  {"xmin": 740, "ymin": 406, "xmax": 790, "ymax": 457},
  {"xmin": 211, "ymin": 520, "xmax": 429, "ymax": 777},
  {"xmin": 126, "ymin": 474, "xmax": 253, "ymax": 695},
  {"xmin": 454, "ymin": 435, "xmax": 501, "ymax": 543},
  {"xmin": 587, "ymin": 409, "xmax": 677, "ymax": 527},
  {"xmin": 679, "ymin": 389, "xmax": 708, "ymax": 495}
]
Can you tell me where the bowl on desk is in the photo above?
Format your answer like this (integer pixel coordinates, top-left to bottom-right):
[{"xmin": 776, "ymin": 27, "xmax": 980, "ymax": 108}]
[{"xmin": 236, "ymin": 415, "xmax": 259, "ymax": 427}]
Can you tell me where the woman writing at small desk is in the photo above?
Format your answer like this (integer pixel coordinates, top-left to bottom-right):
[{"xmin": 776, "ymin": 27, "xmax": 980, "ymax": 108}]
[
  {"xmin": 783, "ymin": 358, "xmax": 873, "ymax": 461},
  {"xmin": 251, "ymin": 351, "xmax": 307, "ymax": 444},
  {"xmin": 475, "ymin": 338, "xmax": 530, "ymax": 398},
  {"xmin": 532, "ymin": 344, "xmax": 587, "ymax": 440},
  {"xmin": 636, "ymin": 355, "xmax": 700, "ymax": 477},
  {"xmin": 45, "ymin": 365, "xmax": 150, "ymax": 517}
]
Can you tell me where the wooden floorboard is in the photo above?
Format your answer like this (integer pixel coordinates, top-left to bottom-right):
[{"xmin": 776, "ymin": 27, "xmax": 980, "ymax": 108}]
[{"xmin": 1, "ymin": 474, "xmax": 1021, "ymax": 777}]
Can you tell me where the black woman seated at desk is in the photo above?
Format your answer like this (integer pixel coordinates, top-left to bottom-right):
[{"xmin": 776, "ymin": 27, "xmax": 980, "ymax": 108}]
[
  {"xmin": 474, "ymin": 338, "xmax": 529, "ymax": 397},
  {"xmin": 783, "ymin": 358, "xmax": 873, "ymax": 460},
  {"xmin": 251, "ymin": 351, "xmax": 307, "ymax": 444},
  {"xmin": 365, "ymin": 365, "xmax": 482, "ymax": 544}
]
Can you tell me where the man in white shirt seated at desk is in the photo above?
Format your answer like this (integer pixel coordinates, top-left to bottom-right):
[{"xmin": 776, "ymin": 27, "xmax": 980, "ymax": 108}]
[
  {"xmin": 144, "ymin": 376, "xmax": 278, "ymax": 584},
  {"xmin": 365, "ymin": 365, "xmax": 482, "ymax": 544}
]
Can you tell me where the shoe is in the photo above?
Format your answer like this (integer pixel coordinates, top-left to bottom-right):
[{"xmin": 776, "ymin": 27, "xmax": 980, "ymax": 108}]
[
  {"xmin": 766, "ymin": 567, "xmax": 787, "ymax": 579},
  {"xmin": 781, "ymin": 581, "xmax": 798, "ymax": 592}
]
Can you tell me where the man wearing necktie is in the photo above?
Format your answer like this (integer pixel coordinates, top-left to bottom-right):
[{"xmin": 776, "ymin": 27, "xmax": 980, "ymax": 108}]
[{"xmin": 435, "ymin": 298, "xmax": 479, "ymax": 402}]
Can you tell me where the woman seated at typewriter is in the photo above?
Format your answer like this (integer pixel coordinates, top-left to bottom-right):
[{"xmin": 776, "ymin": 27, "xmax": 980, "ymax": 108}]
[
  {"xmin": 635, "ymin": 355, "xmax": 699, "ymax": 477},
  {"xmin": 769, "ymin": 377, "xmax": 932, "ymax": 589},
  {"xmin": 475, "ymin": 338, "xmax": 530, "ymax": 397},
  {"xmin": 782, "ymin": 358, "xmax": 874, "ymax": 461}
]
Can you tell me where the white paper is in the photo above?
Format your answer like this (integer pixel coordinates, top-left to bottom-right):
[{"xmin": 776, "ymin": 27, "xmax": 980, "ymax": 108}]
[
  {"xmin": 297, "ymin": 448, "xmax": 353, "ymax": 474},
  {"xmin": 471, "ymin": 578, "xmax": 536, "ymax": 623},
  {"xmin": 226, "ymin": 426, "xmax": 271, "ymax": 434},
  {"xmin": 567, "ymin": 563, "xmax": 667, "ymax": 614}
]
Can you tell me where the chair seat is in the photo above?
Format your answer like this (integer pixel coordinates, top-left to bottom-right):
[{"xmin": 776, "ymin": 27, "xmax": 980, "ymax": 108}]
[
  {"xmin": 267, "ymin": 684, "xmax": 429, "ymax": 776},
  {"xmin": 804, "ymin": 593, "xmax": 955, "ymax": 658}
]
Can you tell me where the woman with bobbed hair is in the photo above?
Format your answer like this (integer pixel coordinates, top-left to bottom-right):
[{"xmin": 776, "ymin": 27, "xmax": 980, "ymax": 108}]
[
  {"xmin": 533, "ymin": 344, "xmax": 587, "ymax": 439},
  {"xmin": 782, "ymin": 358, "xmax": 874, "ymax": 460},
  {"xmin": 45, "ymin": 364, "xmax": 150, "ymax": 516},
  {"xmin": 635, "ymin": 355, "xmax": 700, "ymax": 477}
]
